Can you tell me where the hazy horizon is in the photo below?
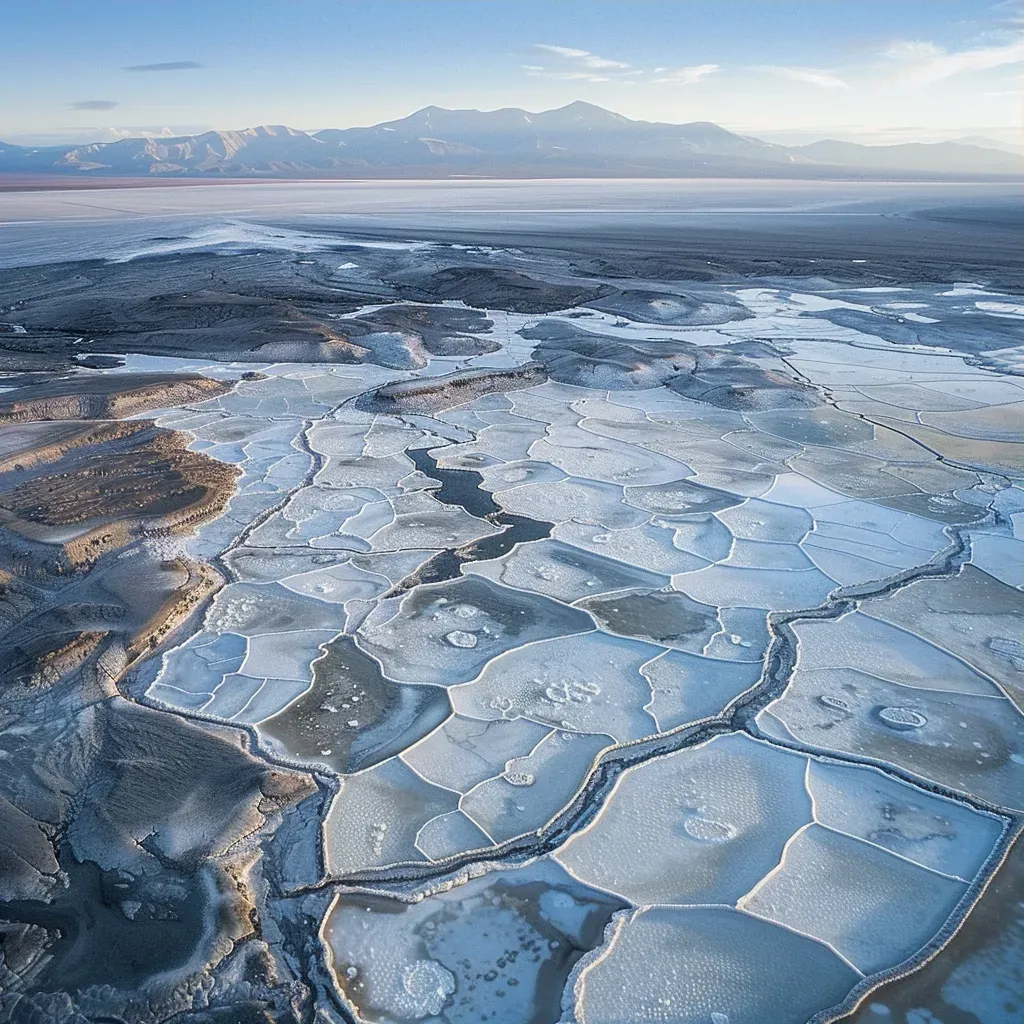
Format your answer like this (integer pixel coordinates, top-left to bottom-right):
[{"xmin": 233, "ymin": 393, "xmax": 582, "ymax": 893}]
[{"xmin": 3, "ymin": 0, "xmax": 1022, "ymax": 148}]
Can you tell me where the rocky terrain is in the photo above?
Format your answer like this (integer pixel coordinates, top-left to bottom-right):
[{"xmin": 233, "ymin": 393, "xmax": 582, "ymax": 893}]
[{"xmin": 0, "ymin": 201, "xmax": 1021, "ymax": 1024}]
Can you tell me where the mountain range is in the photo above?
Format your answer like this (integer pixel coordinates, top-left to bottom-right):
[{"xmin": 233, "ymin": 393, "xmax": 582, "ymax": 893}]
[{"xmin": 1, "ymin": 102, "xmax": 1020, "ymax": 180}]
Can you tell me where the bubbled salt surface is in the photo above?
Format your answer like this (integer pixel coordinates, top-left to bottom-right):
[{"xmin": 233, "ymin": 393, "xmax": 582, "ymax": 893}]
[
  {"xmin": 878, "ymin": 706, "xmax": 928, "ymax": 729},
  {"xmin": 575, "ymin": 906, "xmax": 859, "ymax": 1024},
  {"xmin": 556, "ymin": 734, "xmax": 812, "ymax": 905},
  {"xmin": 118, "ymin": 273, "xmax": 1023, "ymax": 1024},
  {"xmin": 398, "ymin": 960, "xmax": 456, "ymax": 1018}
]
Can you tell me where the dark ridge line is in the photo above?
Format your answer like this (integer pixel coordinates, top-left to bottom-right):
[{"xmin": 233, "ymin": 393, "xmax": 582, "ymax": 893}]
[
  {"xmin": 288, "ymin": 517, "xmax": 1014, "ymax": 903},
  {"xmin": 285, "ymin": 360, "xmax": 1022, "ymax": 1022},
  {"xmin": 117, "ymin": 324, "xmax": 1020, "ymax": 1021}
]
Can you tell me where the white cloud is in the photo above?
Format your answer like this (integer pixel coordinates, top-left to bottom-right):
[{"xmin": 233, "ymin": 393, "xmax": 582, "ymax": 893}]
[
  {"xmin": 653, "ymin": 64, "xmax": 720, "ymax": 85},
  {"xmin": 532, "ymin": 43, "xmax": 630, "ymax": 72},
  {"xmin": 885, "ymin": 35, "xmax": 1024, "ymax": 83},
  {"xmin": 884, "ymin": 40, "xmax": 945, "ymax": 62},
  {"xmin": 527, "ymin": 45, "xmax": 718, "ymax": 88},
  {"xmin": 523, "ymin": 67, "xmax": 612, "ymax": 83},
  {"xmin": 757, "ymin": 65, "xmax": 848, "ymax": 89}
]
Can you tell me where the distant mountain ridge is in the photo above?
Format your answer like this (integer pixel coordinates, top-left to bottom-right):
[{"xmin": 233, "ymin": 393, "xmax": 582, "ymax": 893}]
[{"xmin": 1, "ymin": 102, "xmax": 1019, "ymax": 179}]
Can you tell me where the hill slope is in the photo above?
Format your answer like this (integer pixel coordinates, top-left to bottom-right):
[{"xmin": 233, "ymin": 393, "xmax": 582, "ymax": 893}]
[{"xmin": 1, "ymin": 102, "xmax": 1019, "ymax": 179}]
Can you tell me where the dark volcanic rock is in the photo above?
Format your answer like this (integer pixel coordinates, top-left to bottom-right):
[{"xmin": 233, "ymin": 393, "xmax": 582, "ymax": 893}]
[
  {"xmin": 391, "ymin": 267, "xmax": 611, "ymax": 313},
  {"xmin": 520, "ymin": 321, "xmax": 698, "ymax": 389},
  {"xmin": 587, "ymin": 288, "xmax": 753, "ymax": 325},
  {"xmin": 345, "ymin": 304, "xmax": 499, "ymax": 357},
  {"xmin": 357, "ymin": 363, "xmax": 547, "ymax": 414},
  {"xmin": 0, "ymin": 252, "xmax": 385, "ymax": 364}
]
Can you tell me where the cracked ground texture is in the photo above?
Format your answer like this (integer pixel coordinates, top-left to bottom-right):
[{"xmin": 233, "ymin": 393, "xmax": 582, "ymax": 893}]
[{"xmin": 0, "ymin": 188, "xmax": 1021, "ymax": 1024}]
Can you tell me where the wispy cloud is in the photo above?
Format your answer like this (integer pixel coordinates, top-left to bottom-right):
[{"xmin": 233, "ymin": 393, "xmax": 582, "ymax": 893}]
[
  {"xmin": 884, "ymin": 35, "xmax": 1024, "ymax": 83},
  {"xmin": 69, "ymin": 99, "xmax": 118, "ymax": 111},
  {"xmin": 757, "ymin": 65, "xmax": 848, "ymax": 89},
  {"xmin": 527, "ymin": 45, "xmax": 719, "ymax": 87},
  {"xmin": 123, "ymin": 60, "xmax": 204, "ymax": 72},
  {"xmin": 528, "ymin": 43, "xmax": 631, "ymax": 82},
  {"xmin": 533, "ymin": 44, "xmax": 629, "ymax": 71},
  {"xmin": 653, "ymin": 64, "xmax": 719, "ymax": 85},
  {"xmin": 522, "ymin": 68, "xmax": 612, "ymax": 82}
]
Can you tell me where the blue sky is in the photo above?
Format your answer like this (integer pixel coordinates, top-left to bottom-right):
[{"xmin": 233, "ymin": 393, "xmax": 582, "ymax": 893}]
[{"xmin": 2, "ymin": 1, "xmax": 1021, "ymax": 145}]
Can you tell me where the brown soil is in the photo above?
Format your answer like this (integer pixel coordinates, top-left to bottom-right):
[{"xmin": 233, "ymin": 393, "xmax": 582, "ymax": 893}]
[
  {"xmin": 0, "ymin": 372, "xmax": 232, "ymax": 422},
  {"xmin": 0, "ymin": 419, "xmax": 238, "ymax": 564}
]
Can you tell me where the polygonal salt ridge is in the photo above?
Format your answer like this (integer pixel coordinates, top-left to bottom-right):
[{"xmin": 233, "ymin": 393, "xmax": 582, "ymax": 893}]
[
  {"xmin": 414, "ymin": 809, "xmax": 493, "ymax": 861},
  {"xmin": 324, "ymin": 756, "xmax": 463, "ymax": 876},
  {"xmin": 450, "ymin": 629, "xmax": 660, "ymax": 745},
  {"xmin": 738, "ymin": 822, "xmax": 968, "ymax": 976},
  {"xmin": 325, "ymin": 859, "xmax": 623, "ymax": 1024},
  {"xmin": 477, "ymin": 458, "xmax": 567, "ymax": 492},
  {"xmin": 315, "ymin": 451, "xmax": 420, "ymax": 492},
  {"xmin": 792, "ymin": 611, "xmax": 1004, "ymax": 697},
  {"xmin": 435, "ymin": 419, "xmax": 546, "ymax": 463},
  {"xmin": 202, "ymin": 672, "xmax": 271, "ymax": 720},
  {"xmin": 279, "ymin": 483, "xmax": 387, "ymax": 525},
  {"xmin": 180, "ymin": 413, "xmax": 293, "ymax": 448},
  {"xmin": 361, "ymin": 417, "xmax": 424, "ymax": 458},
  {"xmin": 504, "ymin": 387, "xmax": 588, "ymax": 427},
  {"xmin": 356, "ymin": 574, "xmax": 594, "ymax": 687},
  {"xmin": 808, "ymin": 513, "xmax": 942, "ymax": 562},
  {"xmin": 429, "ymin": 451, "xmax": 503, "ymax": 475},
  {"xmin": 349, "ymin": 548, "xmax": 440, "ymax": 587},
  {"xmin": 256, "ymin": 632, "xmax": 450, "ymax": 775},
  {"xmin": 805, "ymin": 758, "xmax": 1006, "ymax": 881},
  {"xmin": 584, "ymin": 407, "xmax": 746, "ymax": 460},
  {"xmin": 531, "ymin": 424, "xmax": 691, "ymax": 486},
  {"xmin": 672, "ymin": 558, "xmax": 840, "ymax": 613},
  {"xmin": 556, "ymin": 733, "xmax": 813, "ymax": 907},
  {"xmin": 641, "ymin": 648, "xmax": 764, "ymax": 732},
  {"xmin": 397, "ymin": 468, "xmax": 440, "ymax": 493},
  {"xmin": 307, "ymin": 417, "xmax": 385, "ymax": 458},
  {"xmin": 553, "ymin": 519, "xmax": 714, "ymax": 576},
  {"xmin": 433, "ymin": 407, "xmax": 501, "ymax": 434},
  {"xmin": 447, "ymin": 404, "xmax": 525, "ymax": 431},
  {"xmin": 651, "ymin": 509, "xmax": 733, "ymax": 561},
  {"xmin": 567, "ymin": 394, "xmax": 650, "ymax": 423},
  {"xmin": 861, "ymin": 565, "xmax": 1024, "ymax": 703},
  {"xmin": 703, "ymin": 605, "xmax": 772, "ymax": 659},
  {"xmin": 367, "ymin": 493, "xmax": 500, "ymax": 552},
  {"xmin": 715, "ymin": 497, "xmax": 813, "ymax": 543},
  {"xmin": 623, "ymin": 478, "xmax": 744, "ymax": 517},
  {"xmin": 153, "ymin": 630, "xmax": 247, "ymax": 696},
  {"xmin": 852, "ymin": 381, "xmax": 990, "ymax": 414},
  {"xmin": 242, "ymin": 492, "xmax": 384, "ymax": 552},
  {"xmin": 578, "ymin": 588, "xmax": 721, "ymax": 654},
  {"xmin": 337, "ymin": 497, "xmax": 397, "ymax": 544},
  {"xmin": 459, "ymin": 730, "xmax": 615, "ymax": 846},
  {"xmin": 153, "ymin": 407, "xmax": 226, "ymax": 432},
  {"xmin": 279, "ymin": 558, "xmax": 388, "ymax": 607},
  {"xmin": 239, "ymin": 628, "xmax": 338, "ymax": 685},
  {"xmin": 793, "ymin": 449, "xmax": 980, "ymax": 516},
  {"xmin": 496, "ymin": 476, "xmax": 649, "ymax": 531},
  {"xmin": 799, "ymin": 506, "xmax": 950, "ymax": 587},
  {"xmin": 204, "ymin": 581, "xmax": 345, "ymax": 636},
  {"xmin": 762, "ymin": 657, "xmax": 1024, "ymax": 811},
  {"xmin": 465, "ymin": 537, "xmax": 670, "ymax": 604},
  {"xmin": 572, "ymin": 905, "xmax": 860, "ymax": 1024},
  {"xmin": 971, "ymin": 532, "xmax": 1024, "ymax": 590},
  {"xmin": 402, "ymin": 715, "xmax": 552, "ymax": 795},
  {"xmin": 722, "ymin": 537, "xmax": 819, "ymax": 571}
]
